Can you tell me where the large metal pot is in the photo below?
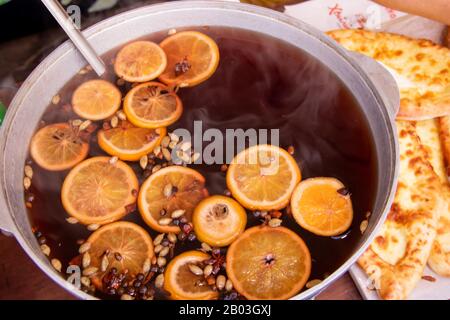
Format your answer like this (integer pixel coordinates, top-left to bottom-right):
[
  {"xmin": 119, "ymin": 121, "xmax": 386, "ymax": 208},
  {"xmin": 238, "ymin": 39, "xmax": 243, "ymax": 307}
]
[{"xmin": 0, "ymin": 1, "xmax": 399, "ymax": 300}]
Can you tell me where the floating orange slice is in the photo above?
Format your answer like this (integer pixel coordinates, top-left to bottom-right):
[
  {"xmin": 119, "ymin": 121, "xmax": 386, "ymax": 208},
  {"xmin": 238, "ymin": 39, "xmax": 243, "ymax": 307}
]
[
  {"xmin": 193, "ymin": 195, "xmax": 247, "ymax": 247},
  {"xmin": 226, "ymin": 144, "xmax": 301, "ymax": 210},
  {"xmin": 138, "ymin": 166, "xmax": 208, "ymax": 233},
  {"xmin": 226, "ymin": 226, "xmax": 311, "ymax": 300},
  {"xmin": 98, "ymin": 120, "xmax": 166, "ymax": 161},
  {"xmin": 61, "ymin": 157, "xmax": 139, "ymax": 225},
  {"xmin": 159, "ymin": 31, "xmax": 220, "ymax": 87},
  {"xmin": 30, "ymin": 123, "xmax": 89, "ymax": 171},
  {"xmin": 72, "ymin": 79, "xmax": 122, "ymax": 121},
  {"xmin": 86, "ymin": 221, "xmax": 154, "ymax": 288},
  {"xmin": 114, "ymin": 41, "xmax": 167, "ymax": 83},
  {"xmin": 123, "ymin": 82, "xmax": 183, "ymax": 129},
  {"xmin": 290, "ymin": 177, "xmax": 353, "ymax": 237},
  {"xmin": 164, "ymin": 251, "xmax": 218, "ymax": 300}
]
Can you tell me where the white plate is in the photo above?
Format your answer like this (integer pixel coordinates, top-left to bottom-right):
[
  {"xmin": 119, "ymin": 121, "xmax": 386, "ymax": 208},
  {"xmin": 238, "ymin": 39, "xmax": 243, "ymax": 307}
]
[{"xmin": 226, "ymin": 0, "xmax": 450, "ymax": 300}]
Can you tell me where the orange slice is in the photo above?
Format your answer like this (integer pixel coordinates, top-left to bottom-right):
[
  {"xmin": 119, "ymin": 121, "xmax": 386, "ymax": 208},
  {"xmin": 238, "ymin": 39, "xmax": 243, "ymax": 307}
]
[
  {"xmin": 193, "ymin": 195, "xmax": 247, "ymax": 247},
  {"xmin": 290, "ymin": 177, "xmax": 353, "ymax": 236},
  {"xmin": 114, "ymin": 41, "xmax": 167, "ymax": 83},
  {"xmin": 226, "ymin": 144, "xmax": 301, "ymax": 210},
  {"xmin": 86, "ymin": 221, "xmax": 154, "ymax": 288},
  {"xmin": 138, "ymin": 166, "xmax": 208, "ymax": 233},
  {"xmin": 159, "ymin": 31, "xmax": 220, "ymax": 87},
  {"xmin": 226, "ymin": 226, "xmax": 311, "ymax": 300},
  {"xmin": 30, "ymin": 123, "xmax": 89, "ymax": 171},
  {"xmin": 61, "ymin": 157, "xmax": 139, "ymax": 225},
  {"xmin": 164, "ymin": 251, "xmax": 218, "ymax": 300},
  {"xmin": 124, "ymin": 82, "xmax": 183, "ymax": 129},
  {"xmin": 72, "ymin": 79, "xmax": 122, "ymax": 121},
  {"xmin": 98, "ymin": 120, "xmax": 166, "ymax": 161}
]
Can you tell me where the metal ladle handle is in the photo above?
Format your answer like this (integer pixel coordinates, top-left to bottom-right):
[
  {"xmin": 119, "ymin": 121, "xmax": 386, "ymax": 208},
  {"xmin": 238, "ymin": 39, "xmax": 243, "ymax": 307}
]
[{"xmin": 41, "ymin": 0, "xmax": 106, "ymax": 76}]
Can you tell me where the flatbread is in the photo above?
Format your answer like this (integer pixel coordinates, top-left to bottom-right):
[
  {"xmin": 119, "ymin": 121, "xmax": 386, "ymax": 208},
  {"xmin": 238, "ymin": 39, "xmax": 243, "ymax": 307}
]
[
  {"xmin": 437, "ymin": 117, "xmax": 450, "ymax": 174},
  {"xmin": 358, "ymin": 121, "xmax": 442, "ymax": 299},
  {"xmin": 416, "ymin": 120, "xmax": 450, "ymax": 277},
  {"xmin": 327, "ymin": 29, "xmax": 450, "ymax": 120}
]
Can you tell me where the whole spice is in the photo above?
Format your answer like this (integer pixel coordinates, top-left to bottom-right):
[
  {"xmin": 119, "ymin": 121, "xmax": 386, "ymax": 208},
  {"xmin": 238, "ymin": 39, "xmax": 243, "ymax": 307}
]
[
  {"xmin": 337, "ymin": 187, "xmax": 350, "ymax": 196},
  {"xmin": 52, "ymin": 94, "xmax": 61, "ymax": 105},
  {"xmin": 80, "ymin": 276, "xmax": 91, "ymax": 287},
  {"xmin": 174, "ymin": 57, "xmax": 191, "ymax": 76},
  {"xmin": 79, "ymin": 242, "xmax": 91, "ymax": 254},
  {"xmin": 101, "ymin": 255, "xmax": 109, "ymax": 272},
  {"xmin": 225, "ymin": 279, "xmax": 233, "ymax": 292},
  {"xmin": 109, "ymin": 156, "xmax": 118, "ymax": 165},
  {"xmin": 66, "ymin": 217, "xmax": 79, "ymax": 224},
  {"xmin": 201, "ymin": 242, "xmax": 212, "ymax": 252},
  {"xmin": 268, "ymin": 218, "xmax": 282, "ymax": 228},
  {"xmin": 79, "ymin": 120, "xmax": 92, "ymax": 131},
  {"xmin": 204, "ymin": 265, "xmax": 213, "ymax": 277},
  {"xmin": 167, "ymin": 233, "xmax": 177, "ymax": 244},
  {"xmin": 87, "ymin": 224, "xmax": 100, "ymax": 231},
  {"xmin": 155, "ymin": 274, "xmax": 165, "ymax": 288},
  {"xmin": 24, "ymin": 165, "xmax": 33, "ymax": 179},
  {"xmin": 121, "ymin": 294, "xmax": 134, "ymax": 300},
  {"xmin": 83, "ymin": 267, "xmax": 98, "ymax": 277},
  {"xmin": 153, "ymin": 234, "xmax": 165, "ymax": 246},
  {"xmin": 171, "ymin": 209, "xmax": 185, "ymax": 219},
  {"xmin": 159, "ymin": 246, "xmax": 170, "ymax": 257},
  {"xmin": 360, "ymin": 220, "xmax": 369, "ymax": 234},
  {"xmin": 143, "ymin": 258, "xmax": 151, "ymax": 274},
  {"xmin": 110, "ymin": 116, "xmax": 119, "ymax": 128},
  {"xmin": 161, "ymin": 136, "xmax": 171, "ymax": 148},
  {"xmin": 72, "ymin": 119, "xmax": 83, "ymax": 127},
  {"xmin": 23, "ymin": 177, "xmax": 31, "ymax": 190},
  {"xmin": 163, "ymin": 184, "xmax": 173, "ymax": 197},
  {"xmin": 82, "ymin": 252, "xmax": 91, "ymax": 268},
  {"xmin": 140, "ymin": 156, "xmax": 148, "ymax": 170},
  {"xmin": 157, "ymin": 257, "xmax": 167, "ymax": 267},
  {"xmin": 40, "ymin": 244, "xmax": 51, "ymax": 256},
  {"xmin": 188, "ymin": 264, "xmax": 204, "ymax": 276},
  {"xmin": 158, "ymin": 217, "xmax": 172, "ymax": 226},
  {"xmin": 117, "ymin": 111, "xmax": 127, "ymax": 121},
  {"xmin": 154, "ymin": 245, "xmax": 163, "ymax": 254},
  {"xmin": 51, "ymin": 259, "xmax": 62, "ymax": 272},
  {"xmin": 287, "ymin": 145, "xmax": 295, "ymax": 155},
  {"xmin": 306, "ymin": 279, "xmax": 322, "ymax": 289},
  {"xmin": 216, "ymin": 275, "xmax": 226, "ymax": 290}
]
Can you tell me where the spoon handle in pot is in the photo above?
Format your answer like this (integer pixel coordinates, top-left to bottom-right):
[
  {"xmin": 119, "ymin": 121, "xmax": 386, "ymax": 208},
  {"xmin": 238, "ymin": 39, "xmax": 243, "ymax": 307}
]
[{"xmin": 40, "ymin": 0, "xmax": 106, "ymax": 76}]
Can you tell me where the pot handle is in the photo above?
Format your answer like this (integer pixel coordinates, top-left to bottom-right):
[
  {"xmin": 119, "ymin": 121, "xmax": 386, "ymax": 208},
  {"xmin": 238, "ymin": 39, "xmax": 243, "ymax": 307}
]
[
  {"xmin": 0, "ymin": 196, "xmax": 14, "ymax": 236},
  {"xmin": 0, "ymin": 101, "xmax": 14, "ymax": 236},
  {"xmin": 349, "ymin": 52, "xmax": 400, "ymax": 120}
]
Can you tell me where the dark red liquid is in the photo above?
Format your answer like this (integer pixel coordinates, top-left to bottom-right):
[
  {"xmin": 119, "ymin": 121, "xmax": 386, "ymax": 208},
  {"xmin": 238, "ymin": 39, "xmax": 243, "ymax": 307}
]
[{"xmin": 25, "ymin": 27, "xmax": 377, "ymax": 298}]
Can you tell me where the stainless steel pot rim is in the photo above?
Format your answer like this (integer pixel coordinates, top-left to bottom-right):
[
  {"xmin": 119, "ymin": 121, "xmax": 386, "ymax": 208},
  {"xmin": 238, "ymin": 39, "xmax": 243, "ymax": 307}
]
[{"xmin": 0, "ymin": 0, "xmax": 399, "ymax": 300}]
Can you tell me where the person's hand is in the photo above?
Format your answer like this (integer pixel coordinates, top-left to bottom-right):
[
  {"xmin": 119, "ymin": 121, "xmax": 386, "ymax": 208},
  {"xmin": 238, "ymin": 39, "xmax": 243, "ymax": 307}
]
[{"xmin": 372, "ymin": 0, "xmax": 450, "ymax": 25}]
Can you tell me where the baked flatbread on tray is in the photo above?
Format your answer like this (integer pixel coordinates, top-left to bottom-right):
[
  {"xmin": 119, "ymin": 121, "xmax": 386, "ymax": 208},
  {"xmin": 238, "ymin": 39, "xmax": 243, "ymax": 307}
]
[
  {"xmin": 439, "ymin": 116, "xmax": 450, "ymax": 174},
  {"xmin": 358, "ymin": 121, "xmax": 443, "ymax": 300},
  {"xmin": 326, "ymin": 29, "xmax": 450, "ymax": 120},
  {"xmin": 416, "ymin": 120, "xmax": 450, "ymax": 277}
]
